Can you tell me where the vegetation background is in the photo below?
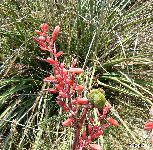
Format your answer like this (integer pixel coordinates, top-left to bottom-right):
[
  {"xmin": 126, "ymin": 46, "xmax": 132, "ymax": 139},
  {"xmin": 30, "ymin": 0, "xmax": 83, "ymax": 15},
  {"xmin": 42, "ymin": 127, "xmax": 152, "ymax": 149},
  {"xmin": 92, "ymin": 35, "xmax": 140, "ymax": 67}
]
[{"xmin": 0, "ymin": 0, "xmax": 153, "ymax": 149}]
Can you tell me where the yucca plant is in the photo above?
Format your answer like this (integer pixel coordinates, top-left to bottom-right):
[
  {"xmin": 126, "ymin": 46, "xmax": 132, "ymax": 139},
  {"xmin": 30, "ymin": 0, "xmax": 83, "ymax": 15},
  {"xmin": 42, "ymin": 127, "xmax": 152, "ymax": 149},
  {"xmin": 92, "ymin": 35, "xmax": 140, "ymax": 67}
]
[{"xmin": 0, "ymin": 0, "xmax": 153, "ymax": 149}]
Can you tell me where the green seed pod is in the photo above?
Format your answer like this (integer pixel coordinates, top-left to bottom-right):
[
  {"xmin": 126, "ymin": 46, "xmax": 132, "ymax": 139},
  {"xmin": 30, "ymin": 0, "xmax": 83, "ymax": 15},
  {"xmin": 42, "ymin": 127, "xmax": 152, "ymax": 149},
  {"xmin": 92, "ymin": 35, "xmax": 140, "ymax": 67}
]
[{"xmin": 88, "ymin": 88, "xmax": 106, "ymax": 108}]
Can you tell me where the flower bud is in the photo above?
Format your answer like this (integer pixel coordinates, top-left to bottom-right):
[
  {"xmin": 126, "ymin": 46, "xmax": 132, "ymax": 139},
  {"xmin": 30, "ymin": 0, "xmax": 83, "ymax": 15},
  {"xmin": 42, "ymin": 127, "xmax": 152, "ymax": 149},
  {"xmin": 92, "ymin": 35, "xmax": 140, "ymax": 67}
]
[
  {"xmin": 62, "ymin": 118, "xmax": 73, "ymax": 126},
  {"xmin": 43, "ymin": 76, "xmax": 55, "ymax": 82},
  {"xmin": 38, "ymin": 36, "xmax": 46, "ymax": 42},
  {"xmin": 46, "ymin": 58, "xmax": 57, "ymax": 65},
  {"xmin": 71, "ymin": 99, "xmax": 77, "ymax": 105},
  {"xmin": 59, "ymin": 91, "xmax": 67, "ymax": 98},
  {"xmin": 68, "ymin": 68, "xmax": 84, "ymax": 74},
  {"xmin": 55, "ymin": 51, "xmax": 63, "ymax": 57},
  {"xmin": 106, "ymin": 118, "xmax": 119, "ymax": 126},
  {"xmin": 52, "ymin": 25, "xmax": 60, "ymax": 41},
  {"xmin": 35, "ymin": 30, "xmax": 42, "ymax": 35},
  {"xmin": 43, "ymin": 88, "xmax": 57, "ymax": 93},
  {"xmin": 144, "ymin": 122, "xmax": 153, "ymax": 130},
  {"xmin": 75, "ymin": 85, "xmax": 84, "ymax": 92},
  {"xmin": 40, "ymin": 23, "xmax": 48, "ymax": 33},
  {"xmin": 76, "ymin": 97, "xmax": 89, "ymax": 105}
]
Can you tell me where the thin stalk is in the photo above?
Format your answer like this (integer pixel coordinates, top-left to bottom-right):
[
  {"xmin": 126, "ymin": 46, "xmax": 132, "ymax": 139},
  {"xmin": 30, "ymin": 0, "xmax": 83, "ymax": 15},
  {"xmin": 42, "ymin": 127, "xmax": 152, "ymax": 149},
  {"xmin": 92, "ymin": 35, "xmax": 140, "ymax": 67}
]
[{"xmin": 72, "ymin": 107, "xmax": 87, "ymax": 150}]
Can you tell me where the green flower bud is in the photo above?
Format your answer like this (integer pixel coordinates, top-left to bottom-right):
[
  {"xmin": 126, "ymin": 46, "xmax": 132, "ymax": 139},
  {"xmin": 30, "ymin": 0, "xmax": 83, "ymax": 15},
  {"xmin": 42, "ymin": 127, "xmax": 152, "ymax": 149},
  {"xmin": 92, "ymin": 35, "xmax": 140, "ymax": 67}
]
[{"xmin": 88, "ymin": 88, "xmax": 106, "ymax": 108}]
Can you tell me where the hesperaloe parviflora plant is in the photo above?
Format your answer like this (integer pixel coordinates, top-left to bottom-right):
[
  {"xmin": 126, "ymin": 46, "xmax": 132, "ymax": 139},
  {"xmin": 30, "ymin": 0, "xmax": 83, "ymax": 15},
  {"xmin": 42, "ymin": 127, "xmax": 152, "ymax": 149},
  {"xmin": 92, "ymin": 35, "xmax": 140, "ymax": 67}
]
[{"xmin": 33, "ymin": 23, "xmax": 119, "ymax": 150}]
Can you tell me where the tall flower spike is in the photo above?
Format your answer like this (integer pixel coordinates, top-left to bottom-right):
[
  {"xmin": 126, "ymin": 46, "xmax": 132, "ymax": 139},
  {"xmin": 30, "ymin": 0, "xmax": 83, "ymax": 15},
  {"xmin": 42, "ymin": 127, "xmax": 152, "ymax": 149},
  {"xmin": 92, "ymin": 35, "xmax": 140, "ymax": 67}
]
[{"xmin": 34, "ymin": 24, "xmax": 119, "ymax": 150}]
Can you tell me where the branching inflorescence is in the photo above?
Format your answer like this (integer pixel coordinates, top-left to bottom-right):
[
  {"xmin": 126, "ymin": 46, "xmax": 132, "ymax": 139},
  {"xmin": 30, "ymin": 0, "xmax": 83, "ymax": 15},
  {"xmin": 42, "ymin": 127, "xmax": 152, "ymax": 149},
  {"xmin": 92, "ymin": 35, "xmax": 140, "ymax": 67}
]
[{"xmin": 34, "ymin": 23, "xmax": 118, "ymax": 150}]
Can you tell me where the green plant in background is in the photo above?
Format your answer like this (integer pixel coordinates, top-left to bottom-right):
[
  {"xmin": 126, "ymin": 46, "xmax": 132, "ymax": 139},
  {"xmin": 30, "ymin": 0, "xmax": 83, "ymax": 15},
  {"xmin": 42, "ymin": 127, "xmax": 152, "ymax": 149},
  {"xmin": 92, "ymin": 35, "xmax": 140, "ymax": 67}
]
[{"xmin": 0, "ymin": 0, "xmax": 153, "ymax": 149}]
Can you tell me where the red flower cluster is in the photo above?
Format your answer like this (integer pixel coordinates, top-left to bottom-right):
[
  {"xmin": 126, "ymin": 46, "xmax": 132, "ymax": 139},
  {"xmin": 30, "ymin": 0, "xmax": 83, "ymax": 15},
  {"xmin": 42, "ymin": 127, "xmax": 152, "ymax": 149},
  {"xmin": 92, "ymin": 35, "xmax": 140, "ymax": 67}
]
[
  {"xmin": 78, "ymin": 104, "xmax": 118, "ymax": 149},
  {"xmin": 34, "ymin": 23, "xmax": 118, "ymax": 150},
  {"xmin": 34, "ymin": 23, "xmax": 86, "ymax": 114}
]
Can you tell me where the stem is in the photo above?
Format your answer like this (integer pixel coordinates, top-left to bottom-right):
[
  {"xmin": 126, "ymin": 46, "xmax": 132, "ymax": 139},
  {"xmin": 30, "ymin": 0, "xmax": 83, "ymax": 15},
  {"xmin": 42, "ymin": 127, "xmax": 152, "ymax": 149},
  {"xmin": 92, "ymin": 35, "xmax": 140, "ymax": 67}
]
[{"xmin": 72, "ymin": 108, "xmax": 88, "ymax": 150}]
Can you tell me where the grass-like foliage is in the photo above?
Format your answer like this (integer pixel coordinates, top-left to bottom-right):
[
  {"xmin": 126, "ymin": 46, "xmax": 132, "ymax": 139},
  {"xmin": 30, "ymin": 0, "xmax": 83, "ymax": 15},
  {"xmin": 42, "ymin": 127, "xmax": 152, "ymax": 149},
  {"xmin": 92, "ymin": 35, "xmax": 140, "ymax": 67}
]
[{"xmin": 0, "ymin": 0, "xmax": 153, "ymax": 149}]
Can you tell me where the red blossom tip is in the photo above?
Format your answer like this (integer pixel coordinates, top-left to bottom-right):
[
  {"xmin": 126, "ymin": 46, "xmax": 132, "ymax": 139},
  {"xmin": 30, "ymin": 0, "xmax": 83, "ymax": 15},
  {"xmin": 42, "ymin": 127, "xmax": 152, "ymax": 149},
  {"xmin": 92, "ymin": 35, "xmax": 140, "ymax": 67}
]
[
  {"xmin": 40, "ymin": 23, "xmax": 48, "ymax": 33},
  {"xmin": 144, "ymin": 122, "xmax": 153, "ymax": 130},
  {"xmin": 76, "ymin": 97, "xmax": 89, "ymax": 105},
  {"xmin": 43, "ymin": 76, "xmax": 55, "ymax": 82},
  {"xmin": 101, "ymin": 124, "xmax": 109, "ymax": 129},
  {"xmin": 38, "ymin": 36, "xmax": 46, "ymax": 42},
  {"xmin": 71, "ymin": 99, "xmax": 77, "ymax": 105},
  {"xmin": 62, "ymin": 118, "xmax": 73, "ymax": 126},
  {"xmin": 68, "ymin": 68, "xmax": 84, "ymax": 74},
  {"xmin": 75, "ymin": 85, "xmax": 84, "ymax": 91},
  {"xmin": 43, "ymin": 88, "xmax": 57, "ymax": 93},
  {"xmin": 54, "ymin": 51, "xmax": 63, "ymax": 57},
  {"xmin": 35, "ymin": 30, "xmax": 42, "ymax": 35},
  {"xmin": 52, "ymin": 25, "xmax": 60, "ymax": 41},
  {"xmin": 39, "ymin": 46, "xmax": 48, "ymax": 51},
  {"xmin": 59, "ymin": 91, "xmax": 67, "ymax": 98},
  {"xmin": 46, "ymin": 58, "xmax": 57, "ymax": 65},
  {"xmin": 106, "ymin": 118, "xmax": 119, "ymax": 126}
]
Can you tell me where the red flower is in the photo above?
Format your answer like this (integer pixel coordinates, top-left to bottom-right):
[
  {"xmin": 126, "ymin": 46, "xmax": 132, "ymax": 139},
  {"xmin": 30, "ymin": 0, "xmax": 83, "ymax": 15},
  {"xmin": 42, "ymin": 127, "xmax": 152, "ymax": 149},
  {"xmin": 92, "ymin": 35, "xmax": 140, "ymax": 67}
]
[
  {"xmin": 66, "ymin": 79, "xmax": 73, "ymax": 85},
  {"xmin": 97, "ymin": 130, "xmax": 103, "ymax": 136},
  {"xmin": 144, "ymin": 122, "xmax": 153, "ymax": 130},
  {"xmin": 40, "ymin": 46, "xmax": 48, "ymax": 51},
  {"xmin": 40, "ymin": 23, "xmax": 48, "ymax": 33},
  {"xmin": 35, "ymin": 30, "xmax": 42, "ymax": 35},
  {"xmin": 43, "ymin": 88, "xmax": 57, "ymax": 93},
  {"xmin": 75, "ymin": 85, "xmax": 84, "ymax": 92},
  {"xmin": 52, "ymin": 25, "xmax": 60, "ymax": 41},
  {"xmin": 102, "ymin": 104, "xmax": 112, "ymax": 115},
  {"xmin": 67, "ymin": 68, "xmax": 84, "ymax": 74},
  {"xmin": 106, "ymin": 118, "xmax": 119, "ymax": 126},
  {"xmin": 76, "ymin": 97, "xmax": 89, "ymax": 105},
  {"xmin": 62, "ymin": 118, "xmax": 73, "ymax": 126},
  {"xmin": 46, "ymin": 58, "xmax": 57, "ymax": 65},
  {"xmin": 89, "ymin": 144, "xmax": 102, "ymax": 150},
  {"xmin": 43, "ymin": 76, "xmax": 55, "ymax": 82},
  {"xmin": 71, "ymin": 99, "xmax": 77, "ymax": 105},
  {"xmin": 38, "ymin": 36, "xmax": 46, "ymax": 42},
  {"xmin": 54, "ymin": 51, "xmax": 63, "ymax": 57},
  {"xmin": 101, "ymin": 124, "xmax": 109, "ymax": 129},
  {"xmin": 56, "ymin": 100, "xmax": 69, "ymax": 112},
  {"xmin": 59, "ymin": 91, "xmax": 67, "ymax": 98}
]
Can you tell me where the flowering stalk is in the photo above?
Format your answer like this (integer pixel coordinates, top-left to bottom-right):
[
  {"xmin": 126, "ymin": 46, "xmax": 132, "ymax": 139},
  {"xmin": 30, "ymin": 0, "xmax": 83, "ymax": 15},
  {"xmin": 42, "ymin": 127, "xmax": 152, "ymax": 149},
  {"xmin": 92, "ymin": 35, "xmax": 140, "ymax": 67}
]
[{"xmin": 34, "ymin": 23, "xmax": 118, "ymax": 150}]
